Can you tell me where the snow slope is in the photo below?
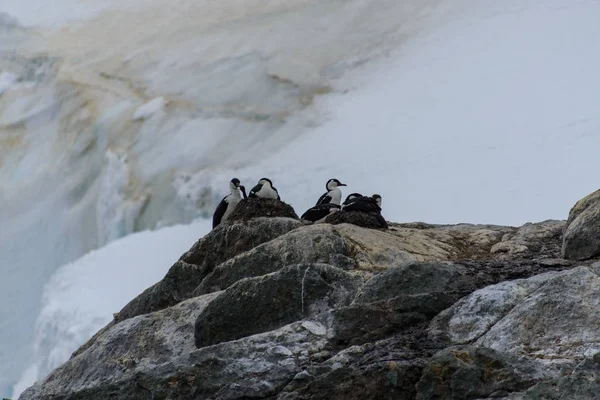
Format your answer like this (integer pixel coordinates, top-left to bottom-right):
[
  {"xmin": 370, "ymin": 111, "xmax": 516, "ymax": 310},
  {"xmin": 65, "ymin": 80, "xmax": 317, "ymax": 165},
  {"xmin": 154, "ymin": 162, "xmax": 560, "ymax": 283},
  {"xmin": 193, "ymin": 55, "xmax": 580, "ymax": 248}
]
[{"xmin": 0, "ymin": 0, "xmax": 599, "ymax": 397}]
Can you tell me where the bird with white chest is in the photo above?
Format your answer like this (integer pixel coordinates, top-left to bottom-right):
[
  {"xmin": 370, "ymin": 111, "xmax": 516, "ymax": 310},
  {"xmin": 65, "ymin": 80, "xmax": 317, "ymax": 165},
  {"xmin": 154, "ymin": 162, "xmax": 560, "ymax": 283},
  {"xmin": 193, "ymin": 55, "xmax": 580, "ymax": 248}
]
[
  {"xmin": 212, "ymin": 178, "xmax": 247, "ymax": 229},
  {"xmin": 249, "ymin": 177, "xmax": 280, "ymax": 200},
  {"xmin": 301, "ymin": 178, "xmax": 347, "ymax": 222}
]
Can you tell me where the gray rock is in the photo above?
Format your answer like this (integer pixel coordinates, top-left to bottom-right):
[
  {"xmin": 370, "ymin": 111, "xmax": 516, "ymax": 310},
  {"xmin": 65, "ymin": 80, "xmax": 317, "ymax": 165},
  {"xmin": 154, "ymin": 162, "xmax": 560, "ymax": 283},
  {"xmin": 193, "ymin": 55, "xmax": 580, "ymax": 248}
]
[
  {"xmin": 20, "ymin": 292, "xmax": 221, "ymax": 400},
  {"xmin": 279, "ymin": 330, "xmax": 440, "ymax": 400},
  {"xmin": 429, "ymin": 270, "xmax": 564, "ymax": 345},
  {"xmin": 22, "ymin": 318, "xmax": 328, "ymax": 400},
  {"xmin": 415, "ymin": 346, "xmax": 539, "ymax": 400},
  {"xmin": 116, "ymin": 217, "xmax": 302, "ymax": 321},
  {"xmin": 354, "ymin": 261, "xmax": 476, "ymax": 304},
  {"xmin": 330, "ymin": 261, "xmax": 477, "ymax": 345},
  {"xmin": 490, "ymin": 220, "xmax": 564, "ymax": 257},
  {"xmin": 562, "ymin": 189, "xmax": 600, "ymax": 260},
  {"xmin": 195, "ymin": 263, "xmax": 362, "ymax": 348},
  {"xmin": 227, "ymin": 197, "xmax": 299, "ymax": 223},
  {"xmin": 195, "ymin": 224, "xmax": 356, "ymax": 295},
  {"xmin": 521, "ymin": 357, "xmax": 600, "ymax": 399},
  {"xmin": 431, "ymin": 267, "xmax": 600, "ymax": 365}
]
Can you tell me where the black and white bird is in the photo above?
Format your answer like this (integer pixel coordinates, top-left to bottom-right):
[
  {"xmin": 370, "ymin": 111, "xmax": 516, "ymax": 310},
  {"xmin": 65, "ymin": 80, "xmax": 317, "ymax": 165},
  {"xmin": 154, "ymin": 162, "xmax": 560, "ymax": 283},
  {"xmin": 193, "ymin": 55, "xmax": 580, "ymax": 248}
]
[
  {"xmin": 342, "ymin": 193, "xmax": 382, "ymax": 213},
  {"xmin": 212, "ymin": 178, "xmax": 247, "ymax": 229},
  {"xmin": 249, "ymin": 177, "xmax": 280, "ymax": 200},
  {"xmin": 301, "ymin": 178, "xmax": 347, "ymax": 222},
  {"xmin": 315, "ymin": 178, "xmax": 347, "ymax": 206}
]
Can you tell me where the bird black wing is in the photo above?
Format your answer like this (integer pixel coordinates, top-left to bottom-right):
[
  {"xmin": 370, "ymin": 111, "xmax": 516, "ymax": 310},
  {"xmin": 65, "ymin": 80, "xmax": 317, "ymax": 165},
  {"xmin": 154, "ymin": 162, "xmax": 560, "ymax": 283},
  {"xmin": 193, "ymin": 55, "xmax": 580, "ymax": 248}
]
[
  {"xmin": 212, "ymin": 196, "xmax": 229, "ymax": 228},
  {"xmin": 272, "ymin": 185, "xmax": 281, "ymax": 200},
  {"xmin": 248, "ymin": 183, "xmax": 263, "ymax": 198},
  {"xmin": 301, "ymin": 203, "xmax": 339, "ymax": 222},
  {"xmin": 316, "ymin": 192, "xmax": 332, "ymax": 206},
  {"xmin": 343, "ymin": 197, "xmax": 381, "ymax": 213}
]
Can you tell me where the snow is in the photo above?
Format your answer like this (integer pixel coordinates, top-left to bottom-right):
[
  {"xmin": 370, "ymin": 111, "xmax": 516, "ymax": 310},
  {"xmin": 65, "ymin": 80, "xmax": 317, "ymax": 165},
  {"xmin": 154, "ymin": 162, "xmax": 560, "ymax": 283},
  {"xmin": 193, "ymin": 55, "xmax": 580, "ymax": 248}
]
[
  {"xmin": 132, "ymin": 97, "xmax": 166, "ymax": 121},
  {"xmin": 11, "ymin": 218, "xmax": 212, "ymax": 398},
  {"xmin": 0, "ymin": 0, "xmax": 598, "ymax": 397},
  {"xmin": 0, "ymin": 72, "xmax": 17, "ymax": 94}
]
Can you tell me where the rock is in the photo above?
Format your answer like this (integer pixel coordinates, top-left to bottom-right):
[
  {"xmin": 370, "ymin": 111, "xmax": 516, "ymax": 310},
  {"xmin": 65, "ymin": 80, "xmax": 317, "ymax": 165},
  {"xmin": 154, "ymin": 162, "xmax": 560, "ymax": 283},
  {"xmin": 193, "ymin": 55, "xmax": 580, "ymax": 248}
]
[
  {"xmin": 280, "ymin": 328, "xmax": 442, "ymax": 400},
  {"xmin": 330, "ymin": 261, "xmax": 477, "ymax": 345},
  {"xmin": 325, "ymin": 210, "xmax": 388, "ymax": 229},
  {"xmin": 21, "ymin": 316, "xmax": 329, "ymax": 400},
  {"xmin": 354, "ymin": 261, "xmax": 476, "ymax": 304},
  {"xmin": 429, "ymin": 270, "xmax": 564, "ymax": 346},
  {"xmin": 415, "ymin": 346, "xmax": 539, "ymax": 400},
  {"xmin": 430, "ymin": 266, "xmax": 600, "ymax": 365},
  {"xmin": 226, "ymin": 197, "xmax": 299, "ymax": 223},
  {"xmin": 520, "ymin": 357, "xmax": 600, "ymax": 399},
  {"xmin": 20, "ymin": 292, "xmax": 221, "ymax": 400},
  {"xmin": 562, "ymin": 189, "xmax": 600, "ymax": 260},
  {"xmin": 490, "ymin": 220, "xmax": 564, "ymax": 258},
  {"xmin": 194, "ymin": 224, "xmax": 356, "ymax": 295},
  {"xmin": 194, "ymin": 263, "xmax": 362, "ymax": 348},
  {"xmin": 116, "ymin": 217, "xmax": 302, "ymax": 321}
]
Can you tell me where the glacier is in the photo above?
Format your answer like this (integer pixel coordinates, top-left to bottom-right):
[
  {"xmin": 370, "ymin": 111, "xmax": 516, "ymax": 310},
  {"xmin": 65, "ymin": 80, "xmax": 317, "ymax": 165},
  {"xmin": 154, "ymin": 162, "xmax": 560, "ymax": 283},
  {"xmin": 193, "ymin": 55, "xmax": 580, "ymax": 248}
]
[{"xmin": 0, "ymin": 0, "xmax": 598, "ymax": 397}]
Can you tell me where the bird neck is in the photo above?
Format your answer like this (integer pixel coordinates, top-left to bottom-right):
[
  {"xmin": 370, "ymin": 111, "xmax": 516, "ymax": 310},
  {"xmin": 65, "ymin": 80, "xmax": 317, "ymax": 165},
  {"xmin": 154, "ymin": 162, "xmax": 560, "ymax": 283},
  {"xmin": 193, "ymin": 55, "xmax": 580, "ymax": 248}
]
[
  {"xmin": 230, "ymin": 186, "xmax": 242, "ymax": 198},
  {"xmin": 328, "ymin": 188, "xmax": 342, "ymax": 205}
]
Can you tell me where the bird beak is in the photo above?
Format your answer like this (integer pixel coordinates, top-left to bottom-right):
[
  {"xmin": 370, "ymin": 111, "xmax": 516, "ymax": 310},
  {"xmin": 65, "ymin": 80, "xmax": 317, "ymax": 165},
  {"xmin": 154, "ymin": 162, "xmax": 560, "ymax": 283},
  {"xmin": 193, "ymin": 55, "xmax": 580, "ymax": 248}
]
[{"xmin": 338, "ymin": 183, "xmax": 347, "ymax": 187}]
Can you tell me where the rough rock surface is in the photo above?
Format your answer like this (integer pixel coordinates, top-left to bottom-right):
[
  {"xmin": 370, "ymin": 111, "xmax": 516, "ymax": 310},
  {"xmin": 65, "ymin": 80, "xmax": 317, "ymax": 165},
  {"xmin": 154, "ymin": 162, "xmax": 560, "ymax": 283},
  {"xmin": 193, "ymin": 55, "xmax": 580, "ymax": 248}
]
[
  {"xmin": 194, "ymin": 225, "xmax": 356, "ymax": 295},
  {"xmin": 415, "ymin": 346, "xmax": 540, "ymax": 399},
  {"xmin": 195, "ymin": 263, "xmax": 362, "ymax": 347},
  {"xmin": 227, "ymin": 197, "xmax": 299, "ymax": 222},
  {"xmin": 562, "ymin": 189, "xmax": 600, "ymax": 260},
  {"xmin": 430, "ymin": 266, "xmax": 600, "ymax": 363},
  {"xmin": 22, "ymin": 191, "xmax": 600, "ymax": 400},
  {"xmin": 117, "ymin": 217, "xmax": 302, "ymax": 321}
]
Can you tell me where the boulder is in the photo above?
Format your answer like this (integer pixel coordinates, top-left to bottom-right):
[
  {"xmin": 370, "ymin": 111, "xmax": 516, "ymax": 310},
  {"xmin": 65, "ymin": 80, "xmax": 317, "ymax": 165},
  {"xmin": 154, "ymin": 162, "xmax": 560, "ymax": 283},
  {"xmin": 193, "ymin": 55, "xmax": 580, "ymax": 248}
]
[
  {"xmin": 194, "ymin": 224, "xmax": 356, "ymax": 295},
  {"xmin": 116, "ymin": 217, "xmax": 302, "ymax": 321},
  {"xmin": 325, "ymin": 210, "xmax": 388, "ymax": 229},
  {"xmin": 415, "ymin": 346, "xmax": 539, "ymax": 400},
  {"xmin": 280, "ymin": 330, "xmax": 441, "ymax": 400},
  {"xmin": 520, "ymin": 356, "xmax": 600, "ymax": 399},
  {"xmin": 330, "ymin": 261, "xmax": 477, "ymax": 344},
  {"xmin": 226, "ymin": 197, "xmax": 299, "ymax": 223},
  {"xmin": 354, "ymin": 261, "xmax": 476, "ymax": 304},
  {"xmin": 21, "ymin": 316, "xmax": 329, "ymax": 400},
  {"xmin": 562, "ymin": 189, "xmax": 600, "ymax": 260},
  {"xmin": 430, "ymin": 266, "xmax": 600, "ymax": 364},
  {"xmin": 194, "ymin": 263, "xmax": 362, "ymax": 347}
]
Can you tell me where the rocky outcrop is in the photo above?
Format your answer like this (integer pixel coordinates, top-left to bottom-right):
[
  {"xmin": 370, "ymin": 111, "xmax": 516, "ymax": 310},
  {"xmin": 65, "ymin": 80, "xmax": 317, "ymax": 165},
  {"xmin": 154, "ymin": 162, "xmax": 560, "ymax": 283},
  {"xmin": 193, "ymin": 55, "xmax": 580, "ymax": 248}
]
[
  {"xmin": 194, "ymin": 224, "xmax": 356, "ymax": 295},
  {"xmin": 21, "ymin": 192, "xmax": 600, "ymax": 400},
  {"xmin": 227, "ymin": 197, "xmax": 299, "ymax": 222},
  {"xmin": 116, "ymin": 217, "xmax": 302, "ymax": 321},
  {"xmin": 195, "ymin": 263, "xmax": 362, "ymax": 347},
  {"xmin": 562, "ymin": 189, "xmax": 600, "ymax": 260},
  {"xmin": 415, "ymin": 346, "xmax": 540, "ymax": 399}
]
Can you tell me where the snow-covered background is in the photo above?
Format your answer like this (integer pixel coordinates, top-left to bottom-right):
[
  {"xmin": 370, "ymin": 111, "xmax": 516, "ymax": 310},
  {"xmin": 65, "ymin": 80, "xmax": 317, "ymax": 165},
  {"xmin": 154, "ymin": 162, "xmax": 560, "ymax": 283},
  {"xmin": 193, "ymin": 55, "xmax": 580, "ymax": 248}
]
[{"xmin": 0, "ymin": 0, "xmax": 599, "ymax": 397}]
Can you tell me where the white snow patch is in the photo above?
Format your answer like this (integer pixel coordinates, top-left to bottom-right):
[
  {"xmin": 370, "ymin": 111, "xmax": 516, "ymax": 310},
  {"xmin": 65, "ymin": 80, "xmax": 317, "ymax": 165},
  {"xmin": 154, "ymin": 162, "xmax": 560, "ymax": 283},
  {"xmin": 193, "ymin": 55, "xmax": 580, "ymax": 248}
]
[
  {"xmin": 0, "ymin": 72, "xmax": 17, "ymax": 95},
  {"xmin": 132, "ymin": 97, "xmax": 166, "ymax": 121}
]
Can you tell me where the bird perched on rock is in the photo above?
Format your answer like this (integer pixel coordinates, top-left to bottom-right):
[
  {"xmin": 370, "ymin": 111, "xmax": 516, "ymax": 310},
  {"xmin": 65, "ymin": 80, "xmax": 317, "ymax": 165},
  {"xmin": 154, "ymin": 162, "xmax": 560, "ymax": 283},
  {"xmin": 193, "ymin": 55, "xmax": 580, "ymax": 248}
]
[
  {"xmin": 327, "ymin": 193, "xmax": 388, "ymax": 229},
  {"xmin": 315, "ymin": 178, "xmax": 347, "ymax": 205},
  {"xmin": 342, "ymin": 193, "xmax": 382, "ymax": 213},
  {"xmin": 212, "ymin": 178, "xmax": 247, "ymax": 229},
  {"xmin": 249, "ymin": 177, "xmax": 280, "ymax": 200},
  {"xmin": 301, "ymin": 178, "xmax": 347, "ymax": 222}
]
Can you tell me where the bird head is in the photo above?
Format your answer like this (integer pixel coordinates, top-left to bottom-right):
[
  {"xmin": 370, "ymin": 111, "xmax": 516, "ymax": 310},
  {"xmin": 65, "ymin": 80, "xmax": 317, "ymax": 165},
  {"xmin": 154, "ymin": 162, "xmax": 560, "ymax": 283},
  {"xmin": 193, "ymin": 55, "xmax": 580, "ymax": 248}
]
[{"xmin": 326, "ymin": 178, "xmax": 346, "ymax": 191}]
